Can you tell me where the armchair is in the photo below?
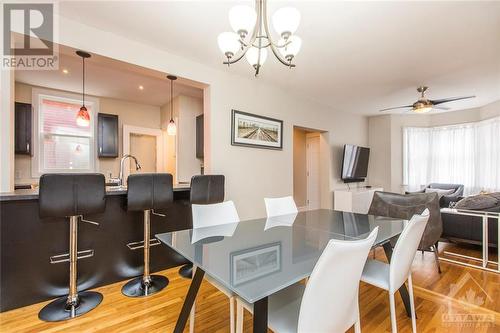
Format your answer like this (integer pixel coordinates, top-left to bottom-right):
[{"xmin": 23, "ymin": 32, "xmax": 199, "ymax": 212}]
[
  {"xmin": 406, "ymin": 183, "xmax": 464, "ymax": 208},
  {"xmin": 369, "ymin": 191, "xmax": 443, "ymax": 273}
]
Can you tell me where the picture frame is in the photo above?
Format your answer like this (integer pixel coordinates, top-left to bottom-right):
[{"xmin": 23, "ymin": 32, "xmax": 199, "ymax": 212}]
[
  {"xmin": 231, "ymin": 109, "xmax": 283, "ymax": 150},
  {"xmin": 230, "ymin": 242, "xmax": 282, "ymax": 286}
]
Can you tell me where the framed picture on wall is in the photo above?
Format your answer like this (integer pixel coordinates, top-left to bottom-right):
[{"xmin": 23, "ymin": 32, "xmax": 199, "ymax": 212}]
[{"xmin": 231, "ymin": 110, "xmax": 283, "ymax": 150}]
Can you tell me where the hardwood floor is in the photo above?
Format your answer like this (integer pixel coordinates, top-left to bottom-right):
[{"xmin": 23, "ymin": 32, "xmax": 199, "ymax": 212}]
[{"xmin": 0, "ymin": 242, "xmax": 498, "ymax": 332}]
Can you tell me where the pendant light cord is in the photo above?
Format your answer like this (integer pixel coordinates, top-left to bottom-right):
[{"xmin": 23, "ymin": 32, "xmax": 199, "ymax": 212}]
[
  {"xmin": 82, "ymin": 56, "xmax": 85, "ymax": 107},
  {"xmin": 170, "ymin": 78, "xmax": 173, "ymax": 121}
]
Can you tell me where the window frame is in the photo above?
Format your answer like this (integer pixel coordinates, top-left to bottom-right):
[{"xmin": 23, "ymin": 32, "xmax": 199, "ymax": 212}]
[{"xmin": 31, "ymin": 88, "xmax": 100, "ymax": 177}]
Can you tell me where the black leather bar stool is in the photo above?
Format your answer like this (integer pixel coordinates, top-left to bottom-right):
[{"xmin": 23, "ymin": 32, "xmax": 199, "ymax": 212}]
[
  {"xmin": 122, "ymin": 173, "xmax": 173, "ymax": 297},
  {"xmin": 38, "ymin": 173, "xmax": 106, "ymax": 322},
  {"xmin": 178, "ymin": 175, "xmax": 225, "ymax": 279}
]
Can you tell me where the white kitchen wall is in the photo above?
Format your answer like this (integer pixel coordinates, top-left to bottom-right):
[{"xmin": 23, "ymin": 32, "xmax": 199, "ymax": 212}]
[
  {"xmin": 176, "ymin": 95, "xmax": 203, "ymax": 183},
  {"xmin": 13, "ymin": 82, "xmax": 162, "ymax": 184}
]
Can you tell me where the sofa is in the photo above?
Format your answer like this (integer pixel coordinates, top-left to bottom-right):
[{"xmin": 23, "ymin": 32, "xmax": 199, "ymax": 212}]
[
  {"xmin": 406, "ymin": 183, "xmax": 464, "ymax": 208},
  {"xmin": 441, "ymin": 193, "xmax": 500, "ymax": 247}
]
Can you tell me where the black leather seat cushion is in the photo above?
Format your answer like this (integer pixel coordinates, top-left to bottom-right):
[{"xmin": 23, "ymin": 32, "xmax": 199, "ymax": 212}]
[
  {"xmin": 39, "ymin": 173, "xmax": 106, "ymax": 218},
  {"xmin": 190, "ymin": 175, "xmax": 225, "ymax": 204},
  {"xmin": 127, "ymin": 173, "xmax": 173, "ymax": 211}
]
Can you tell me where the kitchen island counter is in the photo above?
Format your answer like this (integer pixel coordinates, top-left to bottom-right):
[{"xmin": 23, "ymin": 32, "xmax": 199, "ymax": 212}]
[
  {"xmin": 0, "ymin": 185, "xmax": 191, "ymax": 312},
  {"xmin": 0, "ymin": 183, "xmax": 191, "ymax": 202}
]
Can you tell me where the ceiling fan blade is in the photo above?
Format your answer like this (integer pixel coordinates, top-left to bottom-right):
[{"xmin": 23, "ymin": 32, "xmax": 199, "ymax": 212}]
[
  {"xmin": 379, "ymin": 105, "xmax": 413, "ymax": 112},
  {"xmin": 430, "ymin": 95, "xmax": 476, "ymax": 105},
  {"xmin": 432, "ymin": 105, "xmax": 450, "ymax": 111}
]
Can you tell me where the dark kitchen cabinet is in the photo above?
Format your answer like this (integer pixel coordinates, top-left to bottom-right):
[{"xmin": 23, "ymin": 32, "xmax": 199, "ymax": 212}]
[
  {"xmin": 15, "ymin": 102, "xmax": 32, "ymax": 155},
  {"xmin": 97, "ymin": 113, "xmax": 119, "ymax": 158},
  {"xmin": 196, "ymin": 114, "xmax": 204, "ymax": 158}
]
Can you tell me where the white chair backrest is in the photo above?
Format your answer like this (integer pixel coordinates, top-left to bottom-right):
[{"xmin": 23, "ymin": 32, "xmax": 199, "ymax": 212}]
[
  {"xmin": 191, "ymin": 200, "xmax": 240, "ymax": 229},
  {"xmin": 389, "ymin": 209, "xmax": 430, "ymax": 292},
  {"xmin": 297, "ymin": 227, "xmax": 379, "ymax": 332},
  {"xmin": 264, "ymin": 196, "xmax": 298, "ymax": 217}
]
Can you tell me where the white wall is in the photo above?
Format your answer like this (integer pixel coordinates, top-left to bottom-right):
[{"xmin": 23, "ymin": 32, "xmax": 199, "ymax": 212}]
[
  {"xmin": 0, "ymin": 68, "xmax": 15, "ymax": 192},
  {"xmin": 176, "ymin": 95, "xmax": 203, "ymax": 183},
  {"xmin": 368, "ymin": 100, "xmax": 500, "ymax": 193},
  {"xmin": 4, "ymin": 16, "xmax": 368, "ymax": 219}
]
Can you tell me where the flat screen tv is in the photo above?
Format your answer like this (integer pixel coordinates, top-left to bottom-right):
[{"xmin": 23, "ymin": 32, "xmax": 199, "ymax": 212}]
[{"xmin": 341, "ymin": 144, "xmax": 370, "ymax": 183}]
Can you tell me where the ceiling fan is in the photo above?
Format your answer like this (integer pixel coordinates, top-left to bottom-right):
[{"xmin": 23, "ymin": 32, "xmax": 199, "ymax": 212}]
[{"xmin": 379, "ymin": 86, "xmax": 476, "ymax": 114}]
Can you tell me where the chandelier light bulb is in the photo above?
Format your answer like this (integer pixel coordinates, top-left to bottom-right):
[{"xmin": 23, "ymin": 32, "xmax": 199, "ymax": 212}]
[
  {"xmin": 229, "ymin": 5, "xmax": 256, "ymax": 38},
  {"xmin": 246, "ymin": 47, "xmax": 268, "ymax": 68},
  {"xmin": 279, "ymin": 35, "xmax": 302, "ymax": 61},
  {"xmin": 217, "ymin": 32, "xmax": 241, "ymax": 58},
  {"xmin": 272, "ymin": 7, "xmax": 301, "ymax": 39}
]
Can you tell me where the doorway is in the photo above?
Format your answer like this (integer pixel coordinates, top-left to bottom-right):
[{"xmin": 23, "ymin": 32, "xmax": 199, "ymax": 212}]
[
  {"xmin": 293, "ymin": 127, "xmax": 326, "ymax": 210},
  {"xmin": 122, "ymin": 125, "xmax": 164, "ymax": 182},
  {"xmin": 130, "ymin": 133, "xmax": 157, "ymax": 174}
]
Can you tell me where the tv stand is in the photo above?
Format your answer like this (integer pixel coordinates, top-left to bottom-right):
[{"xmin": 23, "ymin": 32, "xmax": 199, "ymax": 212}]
[{"xmin": 334, "ymin": 187, "xmax": 383, "ymax": 214}]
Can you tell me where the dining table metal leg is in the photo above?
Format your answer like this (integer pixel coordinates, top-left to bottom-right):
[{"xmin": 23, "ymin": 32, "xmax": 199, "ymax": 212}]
[
  {"xmin": 253, "ymin": 297, "xmax": 268, "ymax": 333},
  {"xmin": 174, "ymin": 267, "xmax": 205, "ymax": 333},
  {"xmin": 382, "ymin": 242, "xmax": 414, "ymax": 318}
]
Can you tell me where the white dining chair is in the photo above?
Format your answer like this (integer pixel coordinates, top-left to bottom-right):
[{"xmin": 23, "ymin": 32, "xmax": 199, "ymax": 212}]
[
  {"xmin": 360, "ymin": 209, "xmax": 430, "ymax": 333},
  {"xmin": 236, "ymin": 227, "xmax": 379, "ymax": 333},
  {"xmin": 264, "ymin": 196, "xmax": 298, "ymax": 217},
  {"xmin": 190, "ymin": 200, "xmax": 240, "ymax": 333}
]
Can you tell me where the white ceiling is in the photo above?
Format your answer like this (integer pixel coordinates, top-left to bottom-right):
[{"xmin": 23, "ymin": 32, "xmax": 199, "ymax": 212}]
[
  {"xmin": 15, "ymin": 45, "xmax": 203, "ymax": 107},
  {"xmin": 58, "ymin": 1, "xmax": 500, "ymax": 115}
]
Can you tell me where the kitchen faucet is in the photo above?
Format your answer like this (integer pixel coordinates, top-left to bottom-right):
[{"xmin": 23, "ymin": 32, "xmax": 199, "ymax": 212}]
[{"xmin": 116, "ymin": 154, "xmax": 141, "ymax": 187}]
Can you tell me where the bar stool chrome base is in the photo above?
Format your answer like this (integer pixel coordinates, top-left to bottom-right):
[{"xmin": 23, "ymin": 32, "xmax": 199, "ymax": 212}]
[
  {"xmin": 38, "ymin": 291, "xmax": 103, "ymax": 322},
  {"xmin": 178, "ymin": 263, "xmax": 193, "ymax": 279},
  {"xmin": 121, "ymin": 275, "xmax": 169, "ymax": 297}
]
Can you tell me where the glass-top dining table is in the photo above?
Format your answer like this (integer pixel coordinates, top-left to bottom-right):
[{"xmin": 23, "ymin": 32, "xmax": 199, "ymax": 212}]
[{"xmin": 156, "ymin": 209, "xmax": 410, "ymax": 333}]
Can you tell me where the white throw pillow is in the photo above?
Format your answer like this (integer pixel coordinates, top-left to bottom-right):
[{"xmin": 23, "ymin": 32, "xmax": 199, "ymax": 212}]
[{"xmin": 425, "ymin": 188, "xmax": 455, "ymax": 199}]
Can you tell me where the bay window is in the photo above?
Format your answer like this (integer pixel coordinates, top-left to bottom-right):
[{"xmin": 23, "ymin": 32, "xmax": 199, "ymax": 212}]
[{"xmin": 403, "ymin": 117, "xmax": 500, "ymax": 195}]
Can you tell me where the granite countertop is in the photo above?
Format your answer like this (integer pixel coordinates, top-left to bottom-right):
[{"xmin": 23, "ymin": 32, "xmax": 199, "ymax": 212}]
[{"xmin": 0, "ymin": 183, "xmax": 190, "ymax": 202}]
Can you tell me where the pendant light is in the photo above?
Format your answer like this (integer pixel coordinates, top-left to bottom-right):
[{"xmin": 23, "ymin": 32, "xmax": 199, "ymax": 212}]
[
  {"xmin": 76, "ymin": 50, "xmax": 91, "ymax": 127},
  {"xmin": 166, "ymin": 75, "xmax": 177, "ymax": 136}
]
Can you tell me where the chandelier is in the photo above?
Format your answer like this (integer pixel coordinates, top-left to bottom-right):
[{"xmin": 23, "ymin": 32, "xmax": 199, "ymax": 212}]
[{"xmin": 217, "ymin": 0, "xmax": 301, "ymax": 76}]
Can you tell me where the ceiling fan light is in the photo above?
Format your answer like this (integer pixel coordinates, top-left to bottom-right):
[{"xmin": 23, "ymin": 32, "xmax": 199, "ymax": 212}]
[
  {"xmin": 229, "ymin": 5, "xmax": 256, "ymax": 38},
  {"xmin": 272, "ymin": 7, "xmax": 301, "ymax": 38},
  {"xmin": 413, "ymin": 106, "xmax": 432, "ymax": 114},
  {"xmin": 217, "ymin": 32, "xmax": 241, "ymax": 58},
  {"xmin": 246, "ymin": 47, "xmax": 268, "ymax": 67},
  {"xmin": 279, "ymin": 35, "xmax": 302, "ymax": 60}
]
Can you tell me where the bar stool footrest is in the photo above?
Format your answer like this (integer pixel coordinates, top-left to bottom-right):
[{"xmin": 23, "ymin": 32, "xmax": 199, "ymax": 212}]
[
  {"xmin": 49, "ymin": 249, "xmax": 95, "ymax": 264},
  {"xmin": 126, "ymin": 238, "xmax": 161, "ymax": 250}
]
